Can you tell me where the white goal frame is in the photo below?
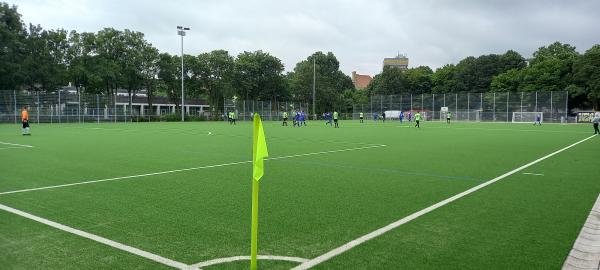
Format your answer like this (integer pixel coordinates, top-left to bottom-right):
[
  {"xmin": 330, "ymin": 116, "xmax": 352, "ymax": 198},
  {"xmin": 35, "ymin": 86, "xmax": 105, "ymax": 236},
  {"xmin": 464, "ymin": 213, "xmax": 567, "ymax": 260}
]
[{"xmin": 512, "ymin": 112, "xmax": 543, "ymax": 123}]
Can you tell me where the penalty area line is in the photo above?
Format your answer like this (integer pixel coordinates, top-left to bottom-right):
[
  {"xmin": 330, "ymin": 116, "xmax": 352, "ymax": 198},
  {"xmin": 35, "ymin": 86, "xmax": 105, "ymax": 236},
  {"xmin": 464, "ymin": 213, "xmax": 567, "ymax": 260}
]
[
  {"xmin": 0, "ymin": 144, "xmax": 386, "ymax": 196},
  {"xmin": 0, "ymin": 203, "xmax": 189, "ymax": 269},
  {"xmin": 291, "ymin": 134, "xmax": 596, "ymax": 270}
]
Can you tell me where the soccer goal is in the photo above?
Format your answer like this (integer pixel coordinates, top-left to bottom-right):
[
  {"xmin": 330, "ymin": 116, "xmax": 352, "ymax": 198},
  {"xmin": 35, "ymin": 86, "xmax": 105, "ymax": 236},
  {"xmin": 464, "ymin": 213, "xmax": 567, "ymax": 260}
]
[
  {"xmin": 439, "ymin": 107, "xmax": 449, "ymax": 121},
  {"xmin": 512, "ymin": 112, "xmax": 543, "ymax": 123}
]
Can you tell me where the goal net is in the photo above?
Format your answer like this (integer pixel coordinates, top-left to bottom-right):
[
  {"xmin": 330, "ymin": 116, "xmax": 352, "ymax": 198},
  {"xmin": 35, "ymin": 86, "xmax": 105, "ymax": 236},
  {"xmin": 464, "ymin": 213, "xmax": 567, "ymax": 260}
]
[{"xmin": 512, "ymin": 112, "xmax": 543, "ymax": 123}]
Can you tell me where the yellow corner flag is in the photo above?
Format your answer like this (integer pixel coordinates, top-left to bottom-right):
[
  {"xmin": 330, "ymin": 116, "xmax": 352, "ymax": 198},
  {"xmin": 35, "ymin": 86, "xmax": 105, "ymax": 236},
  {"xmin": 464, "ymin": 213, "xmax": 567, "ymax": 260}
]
[{"xmin": 251, "ymin": 114, "xmax": 268, "ymax": 270}]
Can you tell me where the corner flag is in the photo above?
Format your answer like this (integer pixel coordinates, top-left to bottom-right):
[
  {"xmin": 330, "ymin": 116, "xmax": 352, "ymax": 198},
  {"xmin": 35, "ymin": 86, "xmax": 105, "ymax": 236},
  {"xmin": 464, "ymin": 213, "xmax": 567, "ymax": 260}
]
[
  {"xmin": 251, "ymin": 114, "xmax": 268, "ymax": 270},
  {"xmin": 253, "ymin": 114, "xmax": 269, "ymax": 182}
]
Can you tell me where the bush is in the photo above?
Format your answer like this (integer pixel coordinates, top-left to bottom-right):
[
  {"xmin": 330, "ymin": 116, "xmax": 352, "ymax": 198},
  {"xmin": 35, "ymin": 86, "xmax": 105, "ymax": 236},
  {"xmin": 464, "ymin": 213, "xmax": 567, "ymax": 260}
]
[{"xmin": 158, "ymin": 114, "xmax": 208, "ymax": 122}]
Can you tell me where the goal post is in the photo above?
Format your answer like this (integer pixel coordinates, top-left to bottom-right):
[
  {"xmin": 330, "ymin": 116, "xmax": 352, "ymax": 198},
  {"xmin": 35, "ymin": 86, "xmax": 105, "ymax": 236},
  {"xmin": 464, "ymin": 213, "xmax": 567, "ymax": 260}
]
[
  {"xmin": 439, "ymin": 107, "xmax": 449, "ymax": 121},
  {"xmin": 512, "ymin": 112, "xmax": 543, "ymax": 123}
]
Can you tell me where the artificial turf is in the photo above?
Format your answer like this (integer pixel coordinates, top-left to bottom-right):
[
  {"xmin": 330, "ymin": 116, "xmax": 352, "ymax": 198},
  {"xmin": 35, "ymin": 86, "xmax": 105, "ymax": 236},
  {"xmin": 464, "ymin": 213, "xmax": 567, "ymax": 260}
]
[{"xmin": 0, "ymin": 119, "xmax": 598, "ymax": 269}]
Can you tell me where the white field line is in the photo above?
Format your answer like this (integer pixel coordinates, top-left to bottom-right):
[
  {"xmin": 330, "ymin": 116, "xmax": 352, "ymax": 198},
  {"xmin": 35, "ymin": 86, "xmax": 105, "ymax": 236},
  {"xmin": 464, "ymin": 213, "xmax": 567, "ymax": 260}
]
[
  {"xmin": 0, "ymin": 144, "xmax": 386, "ymax": 196},
  {"xmin": 189, "ymin": 255, "xmax": 308, "ymax": 269},
  {"xmin": 426, "ymin": 126, "xmax": 588, "ymax": 134},
  {"xmin": 523, "ymin": 172, "xmax": 545, "ymax": 176},
  {"xmin": 291, "ymin": 135, "xmax": 596, "ymax": 270},
  {"xmin": 0, "ymin": 147, "xmax": 30, "ymax": 151},
  {"xmin": 0, "ymin": 203, "xmax": 189, "ymax": 270},
  {"xmin": 0, "ymin": 141, "xmax": 34, "ymax": 148}
]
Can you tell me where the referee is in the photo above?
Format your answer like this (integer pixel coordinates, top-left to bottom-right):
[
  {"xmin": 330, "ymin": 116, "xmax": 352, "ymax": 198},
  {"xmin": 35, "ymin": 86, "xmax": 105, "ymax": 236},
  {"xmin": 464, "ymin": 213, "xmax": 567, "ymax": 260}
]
[{"xmin": 22, "ymin": 106, "xmax": 31, "ymax": 135}]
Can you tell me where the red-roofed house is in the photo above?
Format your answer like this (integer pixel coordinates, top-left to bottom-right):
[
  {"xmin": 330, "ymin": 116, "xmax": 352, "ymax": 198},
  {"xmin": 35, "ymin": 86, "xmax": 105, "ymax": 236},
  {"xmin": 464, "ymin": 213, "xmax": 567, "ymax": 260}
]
[{"xmin": 352, "ymin": 71, "xmax": 372, "ymax": 90}]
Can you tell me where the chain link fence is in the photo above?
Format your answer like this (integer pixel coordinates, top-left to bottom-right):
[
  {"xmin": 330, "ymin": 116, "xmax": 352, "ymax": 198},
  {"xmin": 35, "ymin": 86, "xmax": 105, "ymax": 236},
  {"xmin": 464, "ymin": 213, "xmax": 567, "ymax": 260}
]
[
  {"xmin": 0, "ymin": 89, "xmax": 210, "ymax": 123},
  {"xmin": 353, "ymin": 91, "xmax": 569, "ymax": 123},
  {"xmin": 224, "ymin": 99, "xmax": 310, "ymax": 121}
]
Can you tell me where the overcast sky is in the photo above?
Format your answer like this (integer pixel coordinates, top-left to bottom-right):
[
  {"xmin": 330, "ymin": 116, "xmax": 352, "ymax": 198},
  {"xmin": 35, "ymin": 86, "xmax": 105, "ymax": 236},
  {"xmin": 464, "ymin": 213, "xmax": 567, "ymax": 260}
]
[{"xmin": 10, "ymin": 0, "xmax": 600, "ymax": 76}]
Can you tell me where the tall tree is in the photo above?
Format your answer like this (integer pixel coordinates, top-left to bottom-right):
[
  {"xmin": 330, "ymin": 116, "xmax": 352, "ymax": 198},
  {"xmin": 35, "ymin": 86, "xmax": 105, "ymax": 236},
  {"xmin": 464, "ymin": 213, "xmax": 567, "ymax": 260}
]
[
  {"xmin": 288, "ymin": 52, "xmax": 353, "ymax": 112},
  {"xmin": 573, "ymin": 45, "xmax": 600, "ymax": 109},
  {"xmin": 233, "ymin": 50, "xmax": 286, "ymax": 101},
  {"xmin": 194, "ymin": 50, "xmax": 235, "ymax": 114},
  {"xmin": 0, "ymin": 2, "xmax": 26, "ymax": 89}
]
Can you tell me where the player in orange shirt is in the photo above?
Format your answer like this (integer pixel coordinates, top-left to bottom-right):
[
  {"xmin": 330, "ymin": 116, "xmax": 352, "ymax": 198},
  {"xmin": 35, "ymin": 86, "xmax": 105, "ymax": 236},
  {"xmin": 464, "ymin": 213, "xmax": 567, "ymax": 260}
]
[{"xmin": 22, "ymin": 106, "xmax": 31, "ymax": 135}]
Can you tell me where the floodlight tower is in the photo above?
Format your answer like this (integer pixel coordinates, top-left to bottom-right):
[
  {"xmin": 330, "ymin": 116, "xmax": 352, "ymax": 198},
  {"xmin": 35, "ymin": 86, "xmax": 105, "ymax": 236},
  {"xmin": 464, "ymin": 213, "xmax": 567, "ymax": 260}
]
[{"xmin": 177, "ymin": 26, "xmax": 190, "ymax": 122}]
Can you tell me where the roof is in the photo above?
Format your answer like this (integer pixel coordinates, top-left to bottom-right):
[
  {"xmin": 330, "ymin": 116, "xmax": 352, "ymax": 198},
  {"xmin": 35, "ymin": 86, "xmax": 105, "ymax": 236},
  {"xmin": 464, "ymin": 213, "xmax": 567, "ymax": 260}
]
[{"xmin": 352, "ymin": 72, "xmax": 372, "ymax": 89}]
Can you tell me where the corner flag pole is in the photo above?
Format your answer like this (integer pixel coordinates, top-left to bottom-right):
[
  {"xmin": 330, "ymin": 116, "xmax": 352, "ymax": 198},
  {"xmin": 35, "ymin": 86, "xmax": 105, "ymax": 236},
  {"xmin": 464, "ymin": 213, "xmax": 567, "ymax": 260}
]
[{"xmin": 251, "ymin": 114, "xmax": 268, "ymax": 270}]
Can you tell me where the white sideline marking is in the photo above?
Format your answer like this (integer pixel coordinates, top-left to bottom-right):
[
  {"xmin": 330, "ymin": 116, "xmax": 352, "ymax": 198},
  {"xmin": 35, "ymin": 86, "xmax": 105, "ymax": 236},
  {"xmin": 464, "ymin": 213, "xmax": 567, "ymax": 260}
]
[
  {"xmin": 292, "ymin": 135, "xmax": 596, "ymax": 270},
  {"xmin": 0, "ymin": 203, "xmax": 189, "ymax": 270},
  {"xmin": 0, "ymin": 144, "xmax": 386, "ymax": 196},
  {"xmin": 523, "ymin": 172, "xmax": 545, "ymax": 176},
  {"xmin": 0, "ymin": 147, "xmax": 30, "ymax": 151},
  {"xmin": 0, "ymin": 141, "xmax": 34, "ymax": 148},
  {"xmin": 189, "ymin": 255, "xmax": 308, "ymax": 269}
]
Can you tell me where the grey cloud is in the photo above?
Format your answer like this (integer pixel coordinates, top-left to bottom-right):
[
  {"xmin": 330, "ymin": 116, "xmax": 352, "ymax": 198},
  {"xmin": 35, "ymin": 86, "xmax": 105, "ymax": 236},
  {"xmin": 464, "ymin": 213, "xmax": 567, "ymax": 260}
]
[{"xmin": 10, "ymin": 0, "xmax": 600, "ymax": 76}]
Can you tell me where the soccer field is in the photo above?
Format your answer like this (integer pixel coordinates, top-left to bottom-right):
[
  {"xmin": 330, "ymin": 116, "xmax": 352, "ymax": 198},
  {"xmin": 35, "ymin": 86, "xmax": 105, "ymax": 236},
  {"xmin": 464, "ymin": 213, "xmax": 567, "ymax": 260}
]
[{"xmin": 1, "ymin": 120, "xmax": 599, "ymax": 269}]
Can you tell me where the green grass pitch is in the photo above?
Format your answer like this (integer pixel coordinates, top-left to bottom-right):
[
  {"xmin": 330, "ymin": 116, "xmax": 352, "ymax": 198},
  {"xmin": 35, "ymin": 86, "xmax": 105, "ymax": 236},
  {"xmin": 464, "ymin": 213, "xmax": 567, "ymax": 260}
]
[{"xmin": 1, "ymin": 119, "xmax": 599, "ymax": 269}]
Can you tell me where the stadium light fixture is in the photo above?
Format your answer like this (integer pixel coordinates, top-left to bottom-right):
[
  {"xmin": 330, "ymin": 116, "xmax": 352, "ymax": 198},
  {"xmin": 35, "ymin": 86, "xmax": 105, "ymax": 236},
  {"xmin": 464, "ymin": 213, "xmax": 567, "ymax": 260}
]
[{"xmin": 177, "ymin": 26, "xmax": 190, "ymax": 121}]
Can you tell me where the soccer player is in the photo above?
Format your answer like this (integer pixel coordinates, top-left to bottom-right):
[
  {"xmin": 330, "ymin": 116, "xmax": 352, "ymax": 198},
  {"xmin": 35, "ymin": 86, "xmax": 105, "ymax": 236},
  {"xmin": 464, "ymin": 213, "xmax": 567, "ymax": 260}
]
[
  {"xmin": 447, "ymin": 112, "xmax": 452, "ymax": 124},
  {"xmin": 414, "ymin": 111, "xmax": 422, "ymax": 128},
  {"xmin": 359, "ymin": 112, "xmax": 364, "ymax": 123},
  {"xmin": 592, "ymin": 113, "xmax": 599, "ymax": 135},
  {"xmin": 408, "ymin": 111, "xmax": 412, "ymax": 122},
  {"xmin": 231, "ymin": 111, "xmax": 236, "ymax": 125},
  {"xmin": 533, "ymin": 114, "xmax": 541, "ymax": 126},
  {"xmin": 21, "ymin": 106, "xmax": 31, "ymax": 135},
  {"xmin": 399, "ymin": 111, "xmax": 404, "ymax": 123},
  {"xmin": 333, "ymin": 111, "xmax": 339, "ymax": 128},
  {"xmin": 328, "ymin": 112, "xmax": 333, "ymax": 126},
  {"xmin": 301, "ymin": 111, "xmax": 307, "ymax": 126},
  {"xmin": 373, "ymin": 112, "xmax": 378, "ymax": 122},
  {"xmin": 282, "ymin": 111, "xmax": 288, "ymax": 126},
  {"xmin": 382, "ymin": 111, "xmax": 386, "ymax": 123}
]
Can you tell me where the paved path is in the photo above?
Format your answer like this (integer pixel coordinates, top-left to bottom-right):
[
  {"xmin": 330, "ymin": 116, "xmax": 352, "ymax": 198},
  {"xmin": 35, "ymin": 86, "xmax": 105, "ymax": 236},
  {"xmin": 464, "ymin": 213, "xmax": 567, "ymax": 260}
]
[{"xmin": 562, "ymin": 194, "xmax": 600, "ymax": 270}]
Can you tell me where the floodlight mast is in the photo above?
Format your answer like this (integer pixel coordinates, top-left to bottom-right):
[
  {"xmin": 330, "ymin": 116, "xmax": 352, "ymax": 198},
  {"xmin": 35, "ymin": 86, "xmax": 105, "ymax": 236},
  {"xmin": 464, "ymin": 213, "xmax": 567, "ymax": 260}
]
[{"xmin": 177, "ymin": 26, "xmax": 190, "ymax": 121}]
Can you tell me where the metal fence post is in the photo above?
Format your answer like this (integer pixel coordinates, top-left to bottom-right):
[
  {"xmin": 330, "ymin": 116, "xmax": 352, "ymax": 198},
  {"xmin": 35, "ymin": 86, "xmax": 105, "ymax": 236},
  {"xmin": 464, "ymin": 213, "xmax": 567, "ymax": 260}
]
[
  {"xmin": 493, "ymin": 92, "xmax": 496, "ymax": 121},
  {"xmin": 550, "ymin": 91, "xmax": 553, "ymax": 122},
  {"xmin": 37, "ymin": 92, "xmax": 40, "ymax": 124},
  {"xmin": 455, "ymin": 93, "xmax": 458, "ymax": 120},
  {"xmin": 58, "ymin": 90, "xmax": 61, "ymax": 123},
  {"xmin": 114, "ymin": 91, "xmax": 117, "ymax": 123},
  {"xmin": 13, "ymin": 90, "xmax": 17, "ymax": 124},
  {"xmin": 97, "ymin": 94, "xmax": 100, "ymax": 123},
  {"xmin": 432, "ymin": 94, "xmax": 435, "ymax": 120},
  {"xmin": 506, "ymin": 92, "xmax": 509, "ymax": 122},
  {"xmin": 466, "ymin": 92, "xmax": 470, "ymax": 121},
  {"xmin": 78, "ymin": 90, "xmax": 81, "ymax": 123},
  {"xmin": 565, "ymin": 91, "xmax": 568, "ymax": 122},
  {"xmin": 410, "ymin": 94, "xmax": 413, "ymax": 112},
  {"xmin": 535, "ymin": 91, "xmax": 538, "ymax": 112},
  {"xmin": 520, "ymin": 92, "xmax": 523, "ymax": 122}
]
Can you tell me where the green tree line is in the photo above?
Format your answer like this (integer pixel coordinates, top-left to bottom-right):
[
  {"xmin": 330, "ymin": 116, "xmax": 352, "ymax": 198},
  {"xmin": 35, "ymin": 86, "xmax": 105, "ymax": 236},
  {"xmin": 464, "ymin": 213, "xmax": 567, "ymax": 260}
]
[{"xmin": 2, "ymin": 2, "xmax": 599, "ymax": 114}]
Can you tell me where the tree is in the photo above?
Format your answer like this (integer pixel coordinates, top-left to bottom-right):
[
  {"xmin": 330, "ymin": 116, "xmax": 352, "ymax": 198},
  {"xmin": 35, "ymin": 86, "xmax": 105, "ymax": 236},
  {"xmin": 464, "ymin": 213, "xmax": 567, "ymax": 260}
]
[
  {"xmin": 22, "ymin": 25, "xmax": 69, "ymax": 92},
  {"xmin": 531, "ymin": 42, "xmax": 578, "ymax": 65},
  {"xmin": 405, "ymin": 66, "xmax": 433, "ymax": 94},
  {"xmin": 432, "ymin": 64, "xmax": 457, "ymax": 93},
  {"xmin": 288, "ymin": 52, "xmax": 353, "ymax": 112},
  {"xmin": 157, "ymin": 53, "xmax": 180, "ymax": 110},
  {"xmin": 139, "ymin": 44, "xmax": 160, "ymax": 114},
  {"xmin": 194, "ymin": 50, "xmax": 235, "ymax": 114},
  {"xmin": 365, "ymin": 66, "xmax": 407, "ymax": 95},
  {"xmin": 0, "ymin": 2, "xmax": 26, "ymax": 89},
  {"xmin": 573, "ymin": 45, "xmax": 600, "ymax": 109},
  {"xmin": 491, "ymin": 68, "xmax": 522, "ymax": 92},
  {"xmin": 233, "ymin": 50, "xmax": 286, "ymax": 101}
]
